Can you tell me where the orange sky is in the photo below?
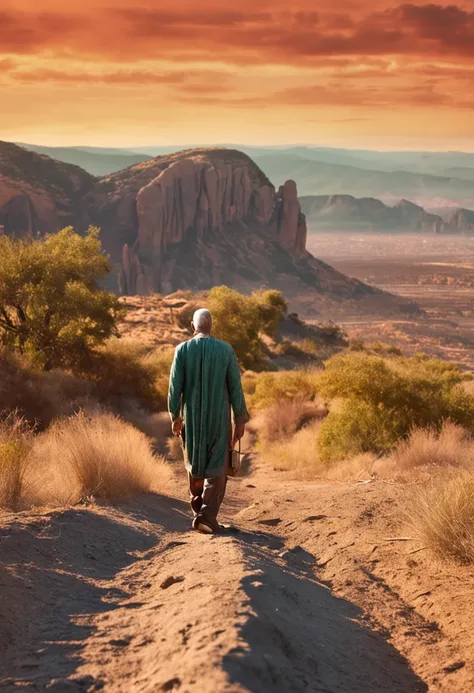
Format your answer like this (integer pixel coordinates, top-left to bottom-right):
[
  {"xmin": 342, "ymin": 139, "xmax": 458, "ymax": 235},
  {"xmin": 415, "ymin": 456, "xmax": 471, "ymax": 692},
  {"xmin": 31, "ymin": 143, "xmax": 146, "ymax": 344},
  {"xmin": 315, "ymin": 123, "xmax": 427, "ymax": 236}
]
[{"xmin": 2, "ymin": 0, "xmax": 474, "ymax": 149}]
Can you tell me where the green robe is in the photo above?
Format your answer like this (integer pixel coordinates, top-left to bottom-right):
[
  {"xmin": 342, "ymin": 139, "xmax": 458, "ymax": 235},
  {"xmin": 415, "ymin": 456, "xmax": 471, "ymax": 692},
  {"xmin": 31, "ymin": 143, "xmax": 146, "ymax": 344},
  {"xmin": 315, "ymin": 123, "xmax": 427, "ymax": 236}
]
[{"xmin": 168, "ymin": 334, "xmax": 249, "ymax": 478}]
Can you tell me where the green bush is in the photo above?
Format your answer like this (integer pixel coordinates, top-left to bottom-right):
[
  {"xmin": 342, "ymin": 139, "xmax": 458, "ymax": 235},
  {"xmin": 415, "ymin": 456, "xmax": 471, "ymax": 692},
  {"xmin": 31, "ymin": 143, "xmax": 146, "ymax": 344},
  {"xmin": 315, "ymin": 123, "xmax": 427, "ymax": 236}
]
[
  {"xmin": 0, "ymin": 227, "xmax": 122, "ymax": 371},
  {"xmin": 208, "ymin": 287, "xmax": 286, "ymax": 369},
  {"xmin": 317, "ymin": 353, "xmax": 474, "ymax": 462}
]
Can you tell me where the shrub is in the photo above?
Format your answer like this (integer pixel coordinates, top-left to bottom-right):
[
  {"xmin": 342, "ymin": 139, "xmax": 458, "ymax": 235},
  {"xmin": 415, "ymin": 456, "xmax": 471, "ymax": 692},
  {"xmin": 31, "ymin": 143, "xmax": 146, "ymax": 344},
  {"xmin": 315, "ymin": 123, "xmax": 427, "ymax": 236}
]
[
  {"xmin": 317, "ymin": 353, "xmax": 474, "ymax": 461},
  {"xmin": 31, "ymin": 412, "xmax": 171, "ymax": 504},
  {"xmin": 249, "ymin": 370, "xmax": 319, "ymax": 411},
  {"xmin": 408, "ymin": 471, "xmax": 474, "ymax": 564},
  {"xmin": 207, "ymin": 286, "xmax": 286, "ymax": 368},
  {"xmin": 89, "ymin": 339, "xmax": 173, "ymax": 411},
  {"xmin": 207, "ymin": 287, "xmax": 263, "ymax": 368},
  {"xmin": 0, "ymin": 347, "xmax": 93, "ymax": 428},
  {"xmin": 252, "ymin": 289, "xmax": 287, "ymax": 338},
  {"xmin": 0, "ymin": 227, "xmax": 123, "ymax": 371},
  {"xmin": 0, "ymin": 414, "xmax": 34, "ymax": 511}
]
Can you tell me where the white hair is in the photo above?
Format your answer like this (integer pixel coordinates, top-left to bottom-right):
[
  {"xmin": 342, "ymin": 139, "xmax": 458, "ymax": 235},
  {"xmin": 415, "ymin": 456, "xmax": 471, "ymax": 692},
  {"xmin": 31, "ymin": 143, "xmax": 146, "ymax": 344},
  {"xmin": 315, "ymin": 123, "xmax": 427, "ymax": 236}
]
[{"xmin": 192, "ymin": 308, "xmax": 212, "ymax": 334}]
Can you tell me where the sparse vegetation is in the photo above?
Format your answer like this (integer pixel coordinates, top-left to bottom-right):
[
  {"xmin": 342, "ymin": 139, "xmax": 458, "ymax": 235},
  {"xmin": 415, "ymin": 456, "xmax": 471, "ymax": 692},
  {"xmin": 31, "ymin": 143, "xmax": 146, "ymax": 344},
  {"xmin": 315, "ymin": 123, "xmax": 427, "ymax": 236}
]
[
  {"xmin": 409, "ymin": 472, "xmax": 474, "ymax": 564},
  {"xmin": 390, "ymin": 423, "xmax": 474, "ymax": 471},
  {"xmin": 0, "ymin": 414, "xmax": 34, "ymax": 511},
  {"xmin": 89, "ymin": 338, "xmax": 173, "ymax": 411},
  {"xmin": 0, "ymin": 412, "xmax": 171, "ymax": 510}
]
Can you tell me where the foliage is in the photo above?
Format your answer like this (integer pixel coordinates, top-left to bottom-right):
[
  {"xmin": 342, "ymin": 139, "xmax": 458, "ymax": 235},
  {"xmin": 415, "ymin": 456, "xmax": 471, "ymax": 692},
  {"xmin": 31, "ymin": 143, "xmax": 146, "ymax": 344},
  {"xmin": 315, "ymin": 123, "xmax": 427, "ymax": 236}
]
[
  {"xmin": 317, "ymin": 353, "xmax": 474, "ymax": 461},
  {"xmin": 0, "ymin": 227, "xmax": 123, "ymax": 371},
  {"xmin": 249, "ymin": 370, "xmax": 319, "ymax": 411},
  {"xmin": 208, "ymin": 287, "xmax": 284, "ymax": 368},
  {"xmin": 252, "ymin": 289, "xmax": 288, "ymax": 337}
]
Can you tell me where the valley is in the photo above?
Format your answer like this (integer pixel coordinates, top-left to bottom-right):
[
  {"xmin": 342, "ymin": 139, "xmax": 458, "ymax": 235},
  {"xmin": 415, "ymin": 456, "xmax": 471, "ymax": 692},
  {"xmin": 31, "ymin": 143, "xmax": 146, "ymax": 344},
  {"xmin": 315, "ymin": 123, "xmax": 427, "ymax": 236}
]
[{"xmin": 307, "ymin": 232, "xmax": 474, "ymax": 368}]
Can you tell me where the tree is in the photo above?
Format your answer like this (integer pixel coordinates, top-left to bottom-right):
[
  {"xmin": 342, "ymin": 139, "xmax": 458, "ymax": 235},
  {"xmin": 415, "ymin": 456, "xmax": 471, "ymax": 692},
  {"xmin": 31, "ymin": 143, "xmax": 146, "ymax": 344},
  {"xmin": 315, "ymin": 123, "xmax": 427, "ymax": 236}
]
[{"xmin": 0, "ymin": 227, "xmax": 123, "ymax": 371}]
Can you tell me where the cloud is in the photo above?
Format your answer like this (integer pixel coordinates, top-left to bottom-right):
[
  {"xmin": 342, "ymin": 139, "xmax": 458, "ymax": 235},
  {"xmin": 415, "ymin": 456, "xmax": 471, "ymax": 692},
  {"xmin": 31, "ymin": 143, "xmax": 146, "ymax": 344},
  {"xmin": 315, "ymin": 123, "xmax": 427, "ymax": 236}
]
[{"xmin": 1, "ymin": 4, "xmax": 474, "ymax": 64}]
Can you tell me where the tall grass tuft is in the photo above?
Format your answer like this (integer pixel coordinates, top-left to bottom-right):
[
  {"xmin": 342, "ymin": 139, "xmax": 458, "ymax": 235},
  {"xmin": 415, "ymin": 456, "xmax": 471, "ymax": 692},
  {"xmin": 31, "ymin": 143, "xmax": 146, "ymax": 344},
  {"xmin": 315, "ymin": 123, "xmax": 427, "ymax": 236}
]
[
  {"xmin": 27, "ymin": 412, "xmax": 172, "ymax": 506},
  {"xmin": 0, "ymin": 414, "xmax": 34, "ymax": 511},
  {"xmin": 408, "ymin": 472, "xmax": 474, "ymax": 564}
]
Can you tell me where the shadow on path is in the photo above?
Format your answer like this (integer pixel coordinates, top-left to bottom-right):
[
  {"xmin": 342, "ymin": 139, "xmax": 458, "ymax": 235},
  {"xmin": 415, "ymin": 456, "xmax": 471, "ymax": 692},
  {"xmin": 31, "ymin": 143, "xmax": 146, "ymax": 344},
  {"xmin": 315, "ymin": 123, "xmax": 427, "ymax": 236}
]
[{"xmin": 223, "ymin": 530, "xmax": 428, "ymax": 693}]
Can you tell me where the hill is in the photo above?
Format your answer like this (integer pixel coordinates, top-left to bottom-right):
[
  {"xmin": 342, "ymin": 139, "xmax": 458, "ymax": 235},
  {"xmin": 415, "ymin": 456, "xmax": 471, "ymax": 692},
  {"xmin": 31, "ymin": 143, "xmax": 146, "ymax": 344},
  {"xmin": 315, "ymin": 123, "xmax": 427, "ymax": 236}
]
[
  {"xmin": 16, "ymin": 143, "xmax": 151, "ymax": 177},
  {"xmin": 301, "ymin": 194, "xmax": 447, "ymax": 232},
  {"xmin": 252, "ymin": 153, "xmax": 474, "ymax": 207},
  {"xmin": 0, "ymin": 141, "xmax": 95, "ymax": 237}
]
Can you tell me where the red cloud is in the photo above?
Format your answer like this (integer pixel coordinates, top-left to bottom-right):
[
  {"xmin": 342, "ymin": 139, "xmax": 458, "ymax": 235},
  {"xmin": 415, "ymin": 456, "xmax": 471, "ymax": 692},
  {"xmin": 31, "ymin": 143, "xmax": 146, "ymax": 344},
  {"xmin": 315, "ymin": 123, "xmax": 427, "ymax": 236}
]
[{"xmin": 1, "ymin": 4, "xmax": 474, "ymax": 65}]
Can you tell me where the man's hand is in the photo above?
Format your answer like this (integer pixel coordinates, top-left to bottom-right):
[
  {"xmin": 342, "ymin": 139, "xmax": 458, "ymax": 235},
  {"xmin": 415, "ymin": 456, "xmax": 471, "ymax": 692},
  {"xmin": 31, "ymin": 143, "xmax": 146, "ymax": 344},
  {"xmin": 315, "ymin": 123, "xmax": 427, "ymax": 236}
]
[
  {"xmin": 232, "ymin": 423, "xmax": 245, "ymax": 447},
  {"xmin": 172, "ymin": 417, "xmax": 183, "ymax": 437}
]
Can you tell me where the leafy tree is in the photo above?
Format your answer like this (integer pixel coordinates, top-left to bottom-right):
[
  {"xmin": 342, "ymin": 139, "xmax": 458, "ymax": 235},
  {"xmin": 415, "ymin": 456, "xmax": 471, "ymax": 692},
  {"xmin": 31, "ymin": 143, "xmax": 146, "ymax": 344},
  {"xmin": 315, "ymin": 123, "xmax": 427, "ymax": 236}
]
[
  {"xmin": 0, "ymin": 227, "xmax": 123, "ymax": 371},
  {"xmin": 207, "ymin": 286, "xmax": 262, "ymax": 368}
]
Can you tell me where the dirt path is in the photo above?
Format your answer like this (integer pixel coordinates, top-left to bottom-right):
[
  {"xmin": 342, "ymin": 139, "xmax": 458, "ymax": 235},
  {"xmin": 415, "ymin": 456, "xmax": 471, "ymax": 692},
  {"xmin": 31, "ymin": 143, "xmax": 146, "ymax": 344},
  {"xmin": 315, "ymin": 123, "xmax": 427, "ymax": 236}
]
[{"xmin": 1, "ymin": 458, "xmax": 473, "ymax": 692}]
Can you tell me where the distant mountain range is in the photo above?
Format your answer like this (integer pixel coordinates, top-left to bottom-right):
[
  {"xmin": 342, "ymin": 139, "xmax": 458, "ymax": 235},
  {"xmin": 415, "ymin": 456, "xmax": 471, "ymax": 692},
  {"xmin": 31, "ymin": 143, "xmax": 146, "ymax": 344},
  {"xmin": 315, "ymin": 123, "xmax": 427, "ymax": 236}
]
[
  {"xmin": 16, "ymin": 142, "xmax": 474, "ymax": 210},
  {"xmin": 15, "ymin": 143, "xmax": 150, "ymax": 177}
]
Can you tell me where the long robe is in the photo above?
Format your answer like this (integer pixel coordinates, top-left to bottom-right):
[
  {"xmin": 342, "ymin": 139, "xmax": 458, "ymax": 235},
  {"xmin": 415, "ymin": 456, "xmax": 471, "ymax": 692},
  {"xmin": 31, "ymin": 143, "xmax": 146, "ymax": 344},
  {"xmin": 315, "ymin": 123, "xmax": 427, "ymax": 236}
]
[{"xmin": 168, "ymin": 334, "xmax": 249, "ymax": 478}]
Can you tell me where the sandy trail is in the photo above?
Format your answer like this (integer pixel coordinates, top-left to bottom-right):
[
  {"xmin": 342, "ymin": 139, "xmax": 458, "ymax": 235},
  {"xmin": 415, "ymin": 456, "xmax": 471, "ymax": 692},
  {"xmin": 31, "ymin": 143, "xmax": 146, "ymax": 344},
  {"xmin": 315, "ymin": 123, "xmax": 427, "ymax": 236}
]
[{"xmin": 1, "ymin": 458, "xmax": 472, "ymax": 693}]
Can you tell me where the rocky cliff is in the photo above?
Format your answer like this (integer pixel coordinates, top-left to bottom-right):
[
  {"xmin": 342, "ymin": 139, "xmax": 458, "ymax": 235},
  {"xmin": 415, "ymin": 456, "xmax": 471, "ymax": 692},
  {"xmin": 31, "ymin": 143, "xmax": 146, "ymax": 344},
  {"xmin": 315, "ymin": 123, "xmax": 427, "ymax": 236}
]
[
  {"xmin": 0, "ymin": 141, "xmax": 95, "ymax": 237},
  {"xmin": 0, "ymin": 143, "xmax": 401, "ymax": 311},
  {"xmin": 90, "ymin": 148, "xmax": 317, "ymax": 296},
  {"xmin": 300, "ymin": 194, "xmax": 448, "ymax": 232}
]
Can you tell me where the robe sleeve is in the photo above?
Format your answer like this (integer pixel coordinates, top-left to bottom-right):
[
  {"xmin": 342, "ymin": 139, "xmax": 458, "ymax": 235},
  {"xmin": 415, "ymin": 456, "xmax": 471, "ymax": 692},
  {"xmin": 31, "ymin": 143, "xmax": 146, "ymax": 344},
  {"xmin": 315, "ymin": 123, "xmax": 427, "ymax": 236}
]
[
  {"xmin": 168, "ymin": 346, "xmax": 185, "ymax": 422},
  {"xmin": 226, "ymin": 347, "xmax": 250, "ymax": 425}
]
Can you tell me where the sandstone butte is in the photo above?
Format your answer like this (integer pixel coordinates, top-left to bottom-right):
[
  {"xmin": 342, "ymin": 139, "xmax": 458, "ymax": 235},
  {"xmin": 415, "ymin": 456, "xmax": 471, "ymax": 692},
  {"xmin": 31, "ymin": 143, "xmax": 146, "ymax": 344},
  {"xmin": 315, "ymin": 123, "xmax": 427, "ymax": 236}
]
[{"xmin": 0, "ymin": 142, "xmax": 383, "ymax": 305}]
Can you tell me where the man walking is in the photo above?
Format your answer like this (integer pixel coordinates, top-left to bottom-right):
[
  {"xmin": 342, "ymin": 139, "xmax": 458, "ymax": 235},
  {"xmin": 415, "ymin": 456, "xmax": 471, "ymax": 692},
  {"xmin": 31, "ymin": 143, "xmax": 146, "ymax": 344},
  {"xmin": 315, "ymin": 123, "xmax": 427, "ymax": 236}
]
[{"xmin": 168, "ymin": 308, "xmax": 249, "ymax": 534}]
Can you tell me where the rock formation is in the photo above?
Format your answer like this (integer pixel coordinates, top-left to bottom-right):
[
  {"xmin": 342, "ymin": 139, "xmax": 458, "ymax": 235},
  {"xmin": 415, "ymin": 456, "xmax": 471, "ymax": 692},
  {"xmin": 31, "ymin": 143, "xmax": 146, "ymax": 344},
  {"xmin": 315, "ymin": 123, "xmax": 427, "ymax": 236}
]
[
  {"xmin": 0, "ymin": 143, "xmax": 397, "ymax": 310},
  {"xmin": 0, "ymin": 141, "xmax": 95, "ymax": 238},
  {"xmin": 300, "ymin": 194, "xmax": 449, "ymax": 232},
  {"xmin": 448, "ymin": 208, "xmax": 474, "ymax": 232},
  {"xmin": 90, "ymin": 148, "xmax": 315, "ymax": 296}
]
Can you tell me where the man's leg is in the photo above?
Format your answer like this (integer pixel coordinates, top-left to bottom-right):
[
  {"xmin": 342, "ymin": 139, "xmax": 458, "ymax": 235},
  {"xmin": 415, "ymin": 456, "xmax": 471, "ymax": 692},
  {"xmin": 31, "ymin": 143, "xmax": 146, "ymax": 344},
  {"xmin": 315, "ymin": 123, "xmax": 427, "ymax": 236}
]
[
  {"xmin": 188, "ymin": 473, "xmax": 204, "ymax": 518},
  {"xmin": 193, "ymin": 470, "xmax": 227, "ymax": 533}
]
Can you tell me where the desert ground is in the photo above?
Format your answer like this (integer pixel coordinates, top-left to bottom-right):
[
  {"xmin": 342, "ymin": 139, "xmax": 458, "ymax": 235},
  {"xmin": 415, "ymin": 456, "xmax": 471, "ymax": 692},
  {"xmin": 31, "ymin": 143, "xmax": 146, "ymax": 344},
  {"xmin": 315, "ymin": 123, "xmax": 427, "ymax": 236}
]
[
  {"xmin": 307, "ymin": 231, "xmax": 474, "ymax": 369},
  {"xmin": 2, "ymin": 439, "xmax": 473, "ymax": 693}
]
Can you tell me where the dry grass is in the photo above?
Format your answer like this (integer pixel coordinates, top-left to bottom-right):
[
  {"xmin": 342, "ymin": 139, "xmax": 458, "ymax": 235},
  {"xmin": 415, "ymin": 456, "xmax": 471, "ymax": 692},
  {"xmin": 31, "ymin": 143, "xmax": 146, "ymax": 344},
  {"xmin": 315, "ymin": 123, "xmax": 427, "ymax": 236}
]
[
  {"xmin": 259, "ymin": 398, "xmax": 327, "ymax": 446},
  {"xmin": 408, "ymin": 471, "xmax": 474, "ymax": 564},
  {"xmin": 389, "ymin": 423, "xmax": 474, "ymax": 472},
  {"xmin": 30, "ymin": 412, "xmax": 171, "ymax": 505},
  {"xmin": 0, "ymin": 414, "xmax": 34, "ymax": 511}
]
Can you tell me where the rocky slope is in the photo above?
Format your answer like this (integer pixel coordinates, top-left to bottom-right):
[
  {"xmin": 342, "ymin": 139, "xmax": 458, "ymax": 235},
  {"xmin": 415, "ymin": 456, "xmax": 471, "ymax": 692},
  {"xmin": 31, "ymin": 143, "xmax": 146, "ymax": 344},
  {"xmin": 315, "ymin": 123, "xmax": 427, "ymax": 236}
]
[
  {"xmin": 301, "ymin": 194, "xmax": 448, "ymax": 232},
  {"xmin": 0, "ymin": 141, "xmax": 95, "ymax": 238}
]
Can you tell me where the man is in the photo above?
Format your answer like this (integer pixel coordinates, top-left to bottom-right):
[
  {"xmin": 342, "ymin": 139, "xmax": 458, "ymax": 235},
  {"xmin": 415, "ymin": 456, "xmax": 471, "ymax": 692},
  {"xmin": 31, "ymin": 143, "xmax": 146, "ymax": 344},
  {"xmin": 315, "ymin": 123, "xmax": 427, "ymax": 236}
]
[{"xmin": 168, "ymin": 308, "xmax": 249, "ymax": 534}]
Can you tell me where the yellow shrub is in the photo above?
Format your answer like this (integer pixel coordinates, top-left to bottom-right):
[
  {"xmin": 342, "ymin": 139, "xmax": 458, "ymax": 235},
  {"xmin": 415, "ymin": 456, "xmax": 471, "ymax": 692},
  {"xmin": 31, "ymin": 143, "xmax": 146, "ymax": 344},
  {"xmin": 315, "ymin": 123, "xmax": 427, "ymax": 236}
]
[{"xmin": 249, "ymin": 370, "xmax": 319, "ymax": 411}]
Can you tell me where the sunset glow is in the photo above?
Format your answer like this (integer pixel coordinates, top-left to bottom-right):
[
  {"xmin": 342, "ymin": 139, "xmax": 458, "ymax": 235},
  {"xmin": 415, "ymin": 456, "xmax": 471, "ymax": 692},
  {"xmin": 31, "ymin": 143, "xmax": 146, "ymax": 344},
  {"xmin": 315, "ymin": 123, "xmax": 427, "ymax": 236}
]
[{"xmin": 2, "ymin": 0, "xmax": 474, "ymax": 148}]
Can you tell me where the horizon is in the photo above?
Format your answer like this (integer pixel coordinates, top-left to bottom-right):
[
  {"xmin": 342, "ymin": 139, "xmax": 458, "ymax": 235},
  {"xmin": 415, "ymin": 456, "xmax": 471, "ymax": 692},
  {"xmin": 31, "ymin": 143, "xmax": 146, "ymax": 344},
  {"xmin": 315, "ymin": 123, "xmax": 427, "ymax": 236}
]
[
  {"xmin": 2, "ymin": 1, "xmax": 474, "ymax": 149},
  {"xmin": 10, "ymin": 140, "xmax": 474, "ymax": 155}
]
